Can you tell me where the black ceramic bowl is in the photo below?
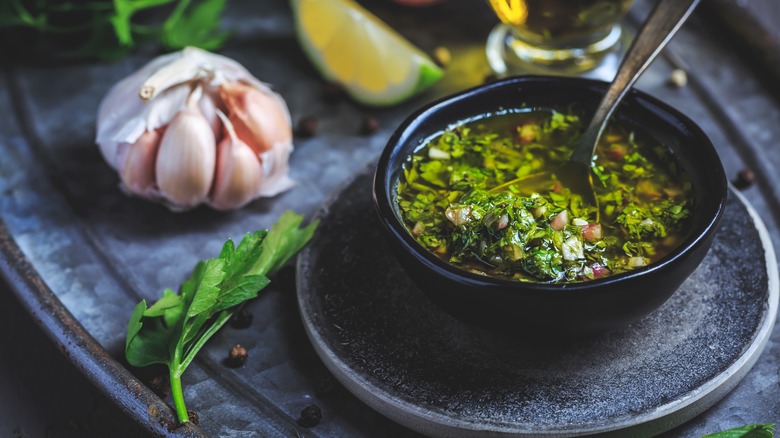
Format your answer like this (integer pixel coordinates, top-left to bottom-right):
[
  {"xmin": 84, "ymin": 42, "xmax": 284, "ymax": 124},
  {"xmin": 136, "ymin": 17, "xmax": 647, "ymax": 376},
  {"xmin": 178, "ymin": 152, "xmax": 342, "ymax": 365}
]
[{"xmin": 373, "ymin": 76, "xmax": 728, "ymax": 336}]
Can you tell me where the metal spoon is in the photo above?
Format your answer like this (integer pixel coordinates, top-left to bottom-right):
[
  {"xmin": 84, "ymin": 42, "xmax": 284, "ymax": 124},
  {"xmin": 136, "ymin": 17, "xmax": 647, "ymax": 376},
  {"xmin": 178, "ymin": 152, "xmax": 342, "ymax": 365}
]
[
  {"xmin": 495, "ymin": 0, "xmax": 700, "ymax": 214},
  {"xmin": 561, "ymin": 0, "xmax": 701, "ymax": 208}
]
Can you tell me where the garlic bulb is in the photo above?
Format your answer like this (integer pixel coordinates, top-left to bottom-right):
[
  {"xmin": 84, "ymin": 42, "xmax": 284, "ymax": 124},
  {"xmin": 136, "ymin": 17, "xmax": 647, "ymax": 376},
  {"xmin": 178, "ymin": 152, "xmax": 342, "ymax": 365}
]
[{"xmin": 96, "ymin": 47, "xmax": 295, "ymax": 211}]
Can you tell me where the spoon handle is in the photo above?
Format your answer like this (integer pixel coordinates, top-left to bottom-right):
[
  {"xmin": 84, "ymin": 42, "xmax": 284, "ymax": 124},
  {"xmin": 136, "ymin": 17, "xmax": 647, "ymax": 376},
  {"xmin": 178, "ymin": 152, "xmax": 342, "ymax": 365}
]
[{"xmin": 570, "ymin": 0, "xmax": 701, "ymax": 166}]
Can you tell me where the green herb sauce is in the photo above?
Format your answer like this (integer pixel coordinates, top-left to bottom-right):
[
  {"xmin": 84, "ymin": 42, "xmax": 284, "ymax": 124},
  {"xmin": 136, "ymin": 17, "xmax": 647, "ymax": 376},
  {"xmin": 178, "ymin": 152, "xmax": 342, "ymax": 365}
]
[{"xmin": 396, "ymin": 110, "xmax": 693, "ymax": 283}]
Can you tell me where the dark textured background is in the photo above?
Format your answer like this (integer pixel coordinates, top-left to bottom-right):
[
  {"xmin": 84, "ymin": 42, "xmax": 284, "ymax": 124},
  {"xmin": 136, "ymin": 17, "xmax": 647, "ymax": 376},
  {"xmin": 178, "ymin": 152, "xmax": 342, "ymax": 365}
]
[{"xmin": 1, "ymin": 0, "xmax": 780, "ymax": 436}]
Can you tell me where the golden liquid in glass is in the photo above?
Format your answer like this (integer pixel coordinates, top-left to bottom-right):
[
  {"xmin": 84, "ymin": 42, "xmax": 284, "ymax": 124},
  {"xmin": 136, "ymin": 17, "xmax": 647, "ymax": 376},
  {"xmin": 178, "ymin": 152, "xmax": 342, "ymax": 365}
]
[{"xmin": 488, "ymin": 0, "xmax": 633, "ymax": 48}]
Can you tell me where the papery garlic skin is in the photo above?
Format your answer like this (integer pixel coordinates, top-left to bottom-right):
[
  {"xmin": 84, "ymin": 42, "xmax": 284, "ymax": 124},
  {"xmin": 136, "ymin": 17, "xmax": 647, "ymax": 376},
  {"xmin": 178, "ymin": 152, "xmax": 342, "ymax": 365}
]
[
  {"xmin": 96, "ymin": 52, "xmax": 182, "ymax": 169},
  {"xmin": 95, "ymin": 47, "xmax": 296, "ymax": 211},
  {"xmin": 257, "ymin": 141, "xmax": 294, "ymax": 197}
]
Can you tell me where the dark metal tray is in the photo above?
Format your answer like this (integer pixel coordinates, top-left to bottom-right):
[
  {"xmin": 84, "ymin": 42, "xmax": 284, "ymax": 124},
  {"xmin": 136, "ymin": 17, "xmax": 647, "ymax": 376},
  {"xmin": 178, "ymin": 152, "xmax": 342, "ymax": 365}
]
[{"xmin": 1, "ymin": 0, "xmax": 779, "ymax": 436}]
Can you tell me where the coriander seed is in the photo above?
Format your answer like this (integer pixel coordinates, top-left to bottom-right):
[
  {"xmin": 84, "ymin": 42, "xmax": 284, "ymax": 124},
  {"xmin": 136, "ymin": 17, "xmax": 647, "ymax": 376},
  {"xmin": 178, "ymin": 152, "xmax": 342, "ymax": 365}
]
[{"xmin": 226, "ymin": 344, "xmax": 248, "ymax": 367}]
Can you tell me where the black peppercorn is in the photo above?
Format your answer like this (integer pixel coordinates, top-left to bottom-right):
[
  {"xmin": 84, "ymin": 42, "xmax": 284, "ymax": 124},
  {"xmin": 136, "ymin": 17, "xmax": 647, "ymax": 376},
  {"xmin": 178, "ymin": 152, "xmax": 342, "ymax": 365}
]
[
  {"xmin": 733, "ymin": 169, "xmax": 755, "ymax": 189},
  {"xmin": 225, "ymin": 344, "xmax": 248, "ymax": 367},
  {"xmin": 297, "ymin": 404, "xmax": 322, "ymax": 427},
  {"xmin": 359, "ymin": 115, "xmax": 379, "ymax": 135},
  {"xmin": 296, "ymin": 116, "xmax": 319, "ymax": 138}
]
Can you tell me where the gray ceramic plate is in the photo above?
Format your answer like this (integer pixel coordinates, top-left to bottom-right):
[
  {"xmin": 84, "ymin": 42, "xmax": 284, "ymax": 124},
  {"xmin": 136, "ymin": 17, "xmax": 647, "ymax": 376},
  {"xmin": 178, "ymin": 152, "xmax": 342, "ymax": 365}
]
[{"xmin": 296, "ymin": 166, "xmax": 778, "ymax": 437}]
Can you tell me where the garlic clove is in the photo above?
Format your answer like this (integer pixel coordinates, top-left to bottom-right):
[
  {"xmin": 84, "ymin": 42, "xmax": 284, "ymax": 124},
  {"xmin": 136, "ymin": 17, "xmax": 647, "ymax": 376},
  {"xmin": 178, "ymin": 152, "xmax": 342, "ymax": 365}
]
[
  {"xmin": 209, "ymin": 114, "xmax": 264, "ymax": 210},
  {"xmin": 155, "ymin": 88, "xmax": 217, "ymax": 209},
  {"xmin": 219, "ymin": 81, "xmax": 292, "ymax": 154},
  {"xmin": 119, "ymin": 129, "xmax": 162, "ymax": 196}
]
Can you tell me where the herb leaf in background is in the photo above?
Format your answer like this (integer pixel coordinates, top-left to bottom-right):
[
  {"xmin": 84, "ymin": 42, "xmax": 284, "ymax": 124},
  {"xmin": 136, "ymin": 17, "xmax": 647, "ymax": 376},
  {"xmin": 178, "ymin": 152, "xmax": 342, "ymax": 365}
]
[
  {"xmin": 702, "ymin": 424, "xmax": 776, "ymax": 438},
  {"xmin": 0, "ymin": 0, "xmax": 230, "ymax": 61},
  {"xmin": 125, "ymin": 211, "xmax": 318, "ymax": 423},
  {"xmin": 161, "ymin": 0, "xmax": 230, "ymax": 50}
]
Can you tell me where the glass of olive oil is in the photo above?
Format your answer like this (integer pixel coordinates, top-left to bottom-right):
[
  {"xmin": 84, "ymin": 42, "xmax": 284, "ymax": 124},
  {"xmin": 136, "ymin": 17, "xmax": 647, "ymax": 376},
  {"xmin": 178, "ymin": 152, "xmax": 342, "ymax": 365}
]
[{"xmin": 486, "ymin": 0, "xmax": 633, "ymax": 78}]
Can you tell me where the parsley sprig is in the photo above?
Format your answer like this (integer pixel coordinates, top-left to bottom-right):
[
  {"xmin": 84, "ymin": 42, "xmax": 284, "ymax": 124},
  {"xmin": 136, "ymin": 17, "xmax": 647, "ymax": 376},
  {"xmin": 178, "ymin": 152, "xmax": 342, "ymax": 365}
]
[
  {"xmin": 702, "ymin": 424, "xmax": 775, "ymax": 438},
  {"xmin": 1, "ymin": 0, "xmax": 229, "ymax": 60},
  {"xmin": 125, "ymin": 211, "xmax": 317, "ymax": 423}
]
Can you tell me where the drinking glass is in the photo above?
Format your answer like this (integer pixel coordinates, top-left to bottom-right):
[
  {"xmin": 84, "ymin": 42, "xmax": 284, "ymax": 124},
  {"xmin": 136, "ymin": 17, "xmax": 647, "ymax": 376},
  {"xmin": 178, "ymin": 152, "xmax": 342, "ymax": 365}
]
[{"xmin": 486, "ymin": 0, "xmax": 634, "ymax": 78}]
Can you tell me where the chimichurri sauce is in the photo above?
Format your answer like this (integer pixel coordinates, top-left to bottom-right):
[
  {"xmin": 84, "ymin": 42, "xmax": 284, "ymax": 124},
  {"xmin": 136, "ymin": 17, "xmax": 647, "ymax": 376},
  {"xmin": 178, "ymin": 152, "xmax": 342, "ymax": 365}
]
[{"xmin": 396, "ymin": 110, "xmax": 693, "ymax": 283}]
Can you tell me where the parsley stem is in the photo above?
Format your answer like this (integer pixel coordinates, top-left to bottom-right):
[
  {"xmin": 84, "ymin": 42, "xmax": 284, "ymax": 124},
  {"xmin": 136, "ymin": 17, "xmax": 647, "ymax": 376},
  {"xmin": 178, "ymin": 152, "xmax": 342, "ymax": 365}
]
[
  {"xmin": 170, "ymin": 367, "xmax": 189, "ymax": 423},
  {"xmin": 180, "ymin": 311, "xmax": 232, "ymax": 372},
  {"xmin": 163, "ymin": 0, "xmax": 191, "ymax": 34}
]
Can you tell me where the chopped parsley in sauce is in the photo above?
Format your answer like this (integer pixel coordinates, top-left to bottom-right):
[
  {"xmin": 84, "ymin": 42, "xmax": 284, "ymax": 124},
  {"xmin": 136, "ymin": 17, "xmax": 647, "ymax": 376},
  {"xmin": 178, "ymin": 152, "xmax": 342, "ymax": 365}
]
[{"xmin": 396, "ymin": 110, "xmax": 692, "ymax": 283}]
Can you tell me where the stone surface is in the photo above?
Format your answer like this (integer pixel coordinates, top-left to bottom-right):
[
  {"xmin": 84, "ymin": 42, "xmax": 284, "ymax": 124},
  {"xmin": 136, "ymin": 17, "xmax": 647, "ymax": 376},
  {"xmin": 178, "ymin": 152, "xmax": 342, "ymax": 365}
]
[{"xmin": 297, "ymin": 168, "xmax": 776, "ymax": 437}]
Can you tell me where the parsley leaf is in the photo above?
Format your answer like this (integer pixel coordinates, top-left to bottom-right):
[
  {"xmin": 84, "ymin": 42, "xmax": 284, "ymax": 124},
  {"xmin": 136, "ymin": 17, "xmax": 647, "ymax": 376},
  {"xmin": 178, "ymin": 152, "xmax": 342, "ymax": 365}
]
[
  {"xmin": 161, "ymin": 0, "xmax": 230, "ymax": 50},
  {"xmin": 701, "ymin": 424, "xmax": 776, "ymax": 438},
  {"xmin": 0, "ymin": 0, "xmax": 230, "ymax": 60},
  {"xmin": 125, "ymin": 211, "xmax": 318, "ymax": 423}
]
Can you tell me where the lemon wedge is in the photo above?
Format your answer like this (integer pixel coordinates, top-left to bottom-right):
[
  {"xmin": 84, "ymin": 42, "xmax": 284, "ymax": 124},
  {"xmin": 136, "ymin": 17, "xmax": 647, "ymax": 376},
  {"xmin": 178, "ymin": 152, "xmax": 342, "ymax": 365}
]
[{"xmin": 290, "ymin": 0, "xmax": 444, "ymax": 106}]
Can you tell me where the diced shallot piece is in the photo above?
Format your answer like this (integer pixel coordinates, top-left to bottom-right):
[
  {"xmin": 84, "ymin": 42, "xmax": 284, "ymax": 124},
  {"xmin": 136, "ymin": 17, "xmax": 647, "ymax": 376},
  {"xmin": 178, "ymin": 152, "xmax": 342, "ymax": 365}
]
[
  {"xmin": 581, "ymin": 223, "xmax": 602, "ymax": 241},
  {"xmin": 550, "ymin": 210, "xmax": 569, "ymax": 231},
  {"xmin": 445, "ymin": 206, "xmax": 472, "ymax": 226},
  {"xmin": 496, "ymin": 213, "xmax": 509, "ymax": 230},
  {"xmin": 562, "ymin": 236, "xmax": 584, "ymax": 261},
  {"xmin": 628, "ymin": 257, "xmax": 648, "ymax": 268},
  {"xmin": 591, "ymin": 263, "xmax": 609, "ymax": 279}
]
